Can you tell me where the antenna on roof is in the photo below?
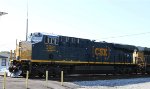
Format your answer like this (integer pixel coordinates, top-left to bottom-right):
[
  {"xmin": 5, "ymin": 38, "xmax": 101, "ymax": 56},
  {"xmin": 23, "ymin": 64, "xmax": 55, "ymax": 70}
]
[{"xmin": 26, "ymin": 0, "xmax": 28, "ymax": 41}]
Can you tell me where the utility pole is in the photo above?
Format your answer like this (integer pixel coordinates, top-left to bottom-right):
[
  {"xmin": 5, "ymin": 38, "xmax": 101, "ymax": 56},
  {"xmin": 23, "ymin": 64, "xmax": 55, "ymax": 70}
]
[{"xmin": 26, "ymin": 0, "xmax": 29, "ymax": 41}]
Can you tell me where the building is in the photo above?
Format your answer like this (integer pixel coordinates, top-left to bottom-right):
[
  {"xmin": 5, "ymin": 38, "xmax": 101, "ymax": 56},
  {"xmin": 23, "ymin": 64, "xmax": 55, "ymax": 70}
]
[{"xmin": 0, "ymin": 52, "xmax": 11, "ymax": 76}]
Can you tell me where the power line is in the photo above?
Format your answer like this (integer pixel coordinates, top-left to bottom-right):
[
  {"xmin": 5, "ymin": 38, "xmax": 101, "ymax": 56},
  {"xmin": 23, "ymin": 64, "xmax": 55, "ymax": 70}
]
[{"xmin": 100, "ymin": 32, "xmax": 150, "ymax": 39}]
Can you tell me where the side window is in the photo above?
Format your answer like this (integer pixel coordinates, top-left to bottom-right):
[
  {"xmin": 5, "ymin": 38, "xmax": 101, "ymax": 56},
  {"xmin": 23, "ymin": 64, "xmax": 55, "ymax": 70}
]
[
  {"xmin": 59, "ymin": 36, "xmax": 63, "ymax": 46},
  {"xmin": 48, "ymin": 37, "xmax": 59, "ymax": 45},
  {"xmin": 77, "ymin": 38, "xmax": 80, "ymax": 44},
  {"xmin": 45, "ymin": 36, "xmax": 48, "ymax": 43},
  {"xmin": 71, "ymin": 38, "xmax": 74, "ymax": 43},
  {"xmin": 55, "ymin": 38, "xmax": 59, "ymax": 45},
  {"xmin": 52, "ymin": 38, "xmax": 55, "ymax": 44},
  {"xmin": 66, "ymin": 37, "xmax": 69, "ymax": 42},
  {"xmin": 49, "ymin": 38, "xmax": 52, "ymax": 43},
  {"xmin": 1, "ymin": 58, "xmax": 6, "ymax": 66}
]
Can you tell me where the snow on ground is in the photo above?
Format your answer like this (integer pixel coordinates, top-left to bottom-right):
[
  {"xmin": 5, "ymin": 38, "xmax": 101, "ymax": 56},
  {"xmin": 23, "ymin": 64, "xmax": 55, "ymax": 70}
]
[{"xmin": 73, "ymin": 77, "xmax": 150, "ymax": 89}]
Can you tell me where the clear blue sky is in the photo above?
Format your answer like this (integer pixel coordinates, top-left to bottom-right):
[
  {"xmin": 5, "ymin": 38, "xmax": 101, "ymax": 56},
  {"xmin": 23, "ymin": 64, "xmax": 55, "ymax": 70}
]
[{"xmin": 0, "ymin": 0, "xmax": 150, "ymax": 51}]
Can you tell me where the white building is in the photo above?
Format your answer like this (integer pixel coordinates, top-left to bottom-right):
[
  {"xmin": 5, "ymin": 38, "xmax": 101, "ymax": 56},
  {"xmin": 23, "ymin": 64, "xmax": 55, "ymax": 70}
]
[{"xmin": 0, "ymin": 53, "xmax": 11, "ymax": 76}]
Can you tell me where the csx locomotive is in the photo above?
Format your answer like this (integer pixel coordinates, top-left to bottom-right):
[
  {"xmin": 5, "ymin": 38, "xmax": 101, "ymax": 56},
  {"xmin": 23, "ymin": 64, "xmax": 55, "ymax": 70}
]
[{"xmin": 9, "ymin": 32, "xmax": 150, "ymax": 77}]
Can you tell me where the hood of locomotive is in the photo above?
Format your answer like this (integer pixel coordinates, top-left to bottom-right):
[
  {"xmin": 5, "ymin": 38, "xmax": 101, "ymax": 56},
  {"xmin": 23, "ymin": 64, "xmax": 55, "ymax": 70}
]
[{"xmin": 19, "ymin": 41, "xmax": 32, "ymax": 60}]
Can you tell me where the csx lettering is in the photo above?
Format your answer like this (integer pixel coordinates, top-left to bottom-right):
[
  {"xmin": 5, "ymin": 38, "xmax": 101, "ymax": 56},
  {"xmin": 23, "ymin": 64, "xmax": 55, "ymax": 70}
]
[{"xmin": 95, "ymin": 48, "xmax": 108, "ymax": 56}]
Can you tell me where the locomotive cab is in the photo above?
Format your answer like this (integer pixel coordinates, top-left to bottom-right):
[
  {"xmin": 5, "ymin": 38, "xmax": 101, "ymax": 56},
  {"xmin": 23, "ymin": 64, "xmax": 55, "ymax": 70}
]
[
  {"xmin": 18, "ymin": 32, "xmax": 59, "ymax": 60},
  {"xmin": 28, "ymin": 32, "xmax": 43, "ymax": 43}
]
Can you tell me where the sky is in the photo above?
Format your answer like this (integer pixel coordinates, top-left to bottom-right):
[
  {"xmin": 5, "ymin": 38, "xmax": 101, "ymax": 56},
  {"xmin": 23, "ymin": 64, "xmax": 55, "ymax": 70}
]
[{"xmin": 0, "ymin": 0, "xmax": 150, "ymax": 51}]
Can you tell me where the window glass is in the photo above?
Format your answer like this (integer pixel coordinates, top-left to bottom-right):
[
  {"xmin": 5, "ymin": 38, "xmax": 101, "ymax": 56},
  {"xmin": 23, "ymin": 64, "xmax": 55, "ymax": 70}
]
[
  {"xmin": 56, "ymin": 38, "xmax": 59, "ymax": 45},
  {"xmin": 45, "ymin": 36, "xmax": 48, "ymax": 43},
  {"xmin": 29, "ymin": 33, "xmax": 43, "ymax": 43},
  {"xmin": 49, "ymin": 38, "xmax": 52, "ymax": 43},
  {"xmin": 52, "ymin": 38, "xmax": 55, "ymax": 44},
  {"xmin": 1, "ymin": 59, "xmax": 6, "ymax": 66},
  {"xmin": 45, "ymin": 35, "xmax": 59, "ymax": 45},
  {"xmin": 49, "ymin": 37, "xmax": 59, "ymax": 45}
]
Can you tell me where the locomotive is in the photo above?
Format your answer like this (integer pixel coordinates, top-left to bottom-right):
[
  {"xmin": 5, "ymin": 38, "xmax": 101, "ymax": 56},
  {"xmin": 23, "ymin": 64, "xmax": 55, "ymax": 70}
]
[{"xmin": 9, "ymin": 32, "xmax": 150, "ymax": 77}]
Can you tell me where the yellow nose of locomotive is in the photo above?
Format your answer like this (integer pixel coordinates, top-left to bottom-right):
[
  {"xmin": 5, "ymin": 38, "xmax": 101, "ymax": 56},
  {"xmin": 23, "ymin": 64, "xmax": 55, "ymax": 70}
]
[{"xmin": 18, "ymin": 41, "xmax": 32, "ymax": 60}]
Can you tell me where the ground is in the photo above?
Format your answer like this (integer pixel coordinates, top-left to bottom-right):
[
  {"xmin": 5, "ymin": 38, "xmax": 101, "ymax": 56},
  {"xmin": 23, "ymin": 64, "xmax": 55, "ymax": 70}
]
[
  {"xmin": 1, "ymin": 75, "xmax": 150, "ymax": 89},
  {"xmin": 0, "ymin": 76, "xmax": 79, "ymax": 89}
]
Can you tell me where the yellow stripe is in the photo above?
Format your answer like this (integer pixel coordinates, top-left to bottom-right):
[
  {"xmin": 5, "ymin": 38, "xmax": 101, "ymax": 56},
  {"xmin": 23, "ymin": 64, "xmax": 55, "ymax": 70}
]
[
  {"xmin": 10, "ymin": 59, "xmax": 20, "ymax": 62},
  {"xmin": 21, "ymin": 59, "xmax": 31, "ymax": 61},
  {"xmin": 24, "ymin": 59, "xmax": 136, "ymax": 65}
]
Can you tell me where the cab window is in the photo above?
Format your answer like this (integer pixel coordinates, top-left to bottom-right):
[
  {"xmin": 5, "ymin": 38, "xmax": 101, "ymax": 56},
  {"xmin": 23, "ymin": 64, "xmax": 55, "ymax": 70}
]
[
  {"xmin": 45, "ymin": 36, "xmax": 48, "ymax": 43},
  {"xmin": 45, "ymin": 35, "xmax": 59, "ymax": 45}
]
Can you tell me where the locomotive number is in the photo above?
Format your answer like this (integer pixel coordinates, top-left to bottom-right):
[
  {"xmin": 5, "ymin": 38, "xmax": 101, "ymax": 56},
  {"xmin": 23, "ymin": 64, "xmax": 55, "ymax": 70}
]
[
  {"xmin": 46, "ymin": 45, "xmax": 56, "ymax": 52},
  {"xmin": 95, "ymin": 48, "xmax": 108, "ymax": 56}
]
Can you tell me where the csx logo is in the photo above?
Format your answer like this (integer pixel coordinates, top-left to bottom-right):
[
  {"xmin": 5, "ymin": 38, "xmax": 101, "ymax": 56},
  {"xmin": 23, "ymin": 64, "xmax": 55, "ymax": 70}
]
[{"xmin": 95, "ymin": 48, "xmax": 108, "ymax": 56}]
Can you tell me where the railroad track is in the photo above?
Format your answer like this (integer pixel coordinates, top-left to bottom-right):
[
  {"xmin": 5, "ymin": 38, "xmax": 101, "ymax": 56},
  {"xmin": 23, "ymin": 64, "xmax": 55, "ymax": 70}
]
[
  {"xmin": 19, "ymin": 74, "xmax": 150, "ymax": 89},
  {"xmin": 47, "ymin": 74, "xmax": 150, "ymax": 82}
]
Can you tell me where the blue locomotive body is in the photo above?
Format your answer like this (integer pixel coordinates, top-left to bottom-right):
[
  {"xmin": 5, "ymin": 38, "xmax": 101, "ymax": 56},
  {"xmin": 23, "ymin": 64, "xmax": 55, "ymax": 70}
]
[
  {"xmin": 9, "ymin": 32, "xmax": 150, "ymax": 77},
  {"xmin": 30, "ymin": 33, "xmax": 135, "ymax": 63}
]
